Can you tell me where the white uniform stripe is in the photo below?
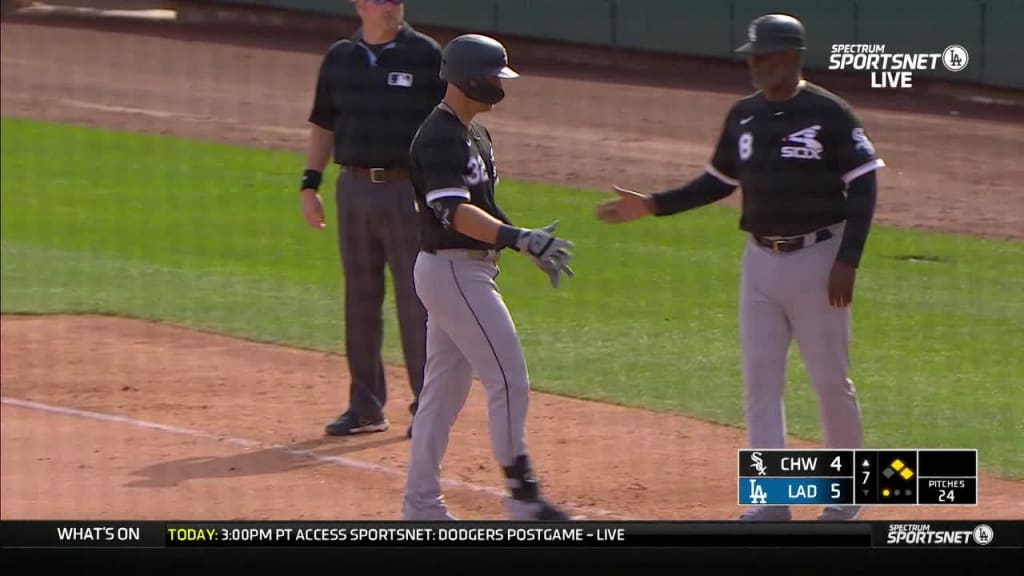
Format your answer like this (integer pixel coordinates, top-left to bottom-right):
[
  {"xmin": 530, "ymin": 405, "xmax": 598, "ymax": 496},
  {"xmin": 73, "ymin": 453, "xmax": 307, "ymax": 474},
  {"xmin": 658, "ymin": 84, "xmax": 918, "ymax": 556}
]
[
  {"xmin": 842, "ymin": 158, "xmax": 886, "ymax": 185},
  {"xmin": 705, "ymin": 164, "xmax": 739, "ymax": 187},
  {"xmin": 426, "ymin": 188, "xmax": 471, "ymax": 203}
]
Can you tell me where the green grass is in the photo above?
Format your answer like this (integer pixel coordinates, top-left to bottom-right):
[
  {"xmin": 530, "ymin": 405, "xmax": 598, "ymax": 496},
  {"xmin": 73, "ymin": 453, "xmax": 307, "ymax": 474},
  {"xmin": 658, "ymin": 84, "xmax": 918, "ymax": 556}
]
[{"xmin": 2, "ymin": 117, "xmax": 1022, "ymax": 477}]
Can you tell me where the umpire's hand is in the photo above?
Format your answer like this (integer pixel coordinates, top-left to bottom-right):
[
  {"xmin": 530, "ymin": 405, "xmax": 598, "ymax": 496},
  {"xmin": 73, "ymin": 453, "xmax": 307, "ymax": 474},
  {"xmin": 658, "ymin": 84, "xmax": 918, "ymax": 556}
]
[
  {"xmin": 301, "ymin": 189, "xmax": 326, "ymax": 230},
  {"xmin": 595, "ymin": 186, "xmax": 655, "ymax": 223}
]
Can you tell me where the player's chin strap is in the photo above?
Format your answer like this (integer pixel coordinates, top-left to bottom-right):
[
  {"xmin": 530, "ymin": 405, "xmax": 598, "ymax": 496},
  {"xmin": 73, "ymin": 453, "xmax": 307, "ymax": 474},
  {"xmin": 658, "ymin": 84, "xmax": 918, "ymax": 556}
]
[{"xmin": 503, "ymin": 454, "xmax": 541, "ymax": 501}]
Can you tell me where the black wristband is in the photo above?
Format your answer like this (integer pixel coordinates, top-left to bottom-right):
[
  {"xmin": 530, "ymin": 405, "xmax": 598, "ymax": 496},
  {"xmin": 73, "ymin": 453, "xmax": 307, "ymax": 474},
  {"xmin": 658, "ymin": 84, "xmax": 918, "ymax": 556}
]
[
  {"xmin": 301, "ymin": 169, "xmax": 322, "ymax": 192},
  {"xmin": 496, "ymin": 225, "xmax": 524, "ymax": 250}
]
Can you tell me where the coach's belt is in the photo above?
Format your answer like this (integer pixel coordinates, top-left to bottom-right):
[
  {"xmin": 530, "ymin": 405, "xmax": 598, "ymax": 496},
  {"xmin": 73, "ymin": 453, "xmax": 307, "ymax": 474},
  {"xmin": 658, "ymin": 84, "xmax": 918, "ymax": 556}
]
[
  {"xmin": 346, "ymin": 166, "xmax": 410, "ymax": 184},
  {"xmin": 754, "ymin": 228, "xmax": 833, "ymax": 253}
]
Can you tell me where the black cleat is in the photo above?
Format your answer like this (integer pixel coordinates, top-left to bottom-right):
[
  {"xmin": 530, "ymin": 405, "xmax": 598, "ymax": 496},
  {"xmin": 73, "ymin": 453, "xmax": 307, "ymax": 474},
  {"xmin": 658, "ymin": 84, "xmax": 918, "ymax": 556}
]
[{"xmin": 324, "ymin": 410, "xmax": 389, "ymax": 436}]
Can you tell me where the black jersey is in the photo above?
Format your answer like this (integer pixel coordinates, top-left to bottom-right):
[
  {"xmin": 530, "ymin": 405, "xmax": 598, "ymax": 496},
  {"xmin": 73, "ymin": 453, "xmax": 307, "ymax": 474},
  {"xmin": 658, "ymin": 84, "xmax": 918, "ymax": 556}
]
[
  {"xmin": 308, "ymin": 23, "xmax": 445, "ymax": 168},
  {"xmin": 708, "ymin": 81, "xmax": 885, "ymax": 236},
  {"xmin": 409, "ymin": 106, "xmax": 512, "ymax": 252}
]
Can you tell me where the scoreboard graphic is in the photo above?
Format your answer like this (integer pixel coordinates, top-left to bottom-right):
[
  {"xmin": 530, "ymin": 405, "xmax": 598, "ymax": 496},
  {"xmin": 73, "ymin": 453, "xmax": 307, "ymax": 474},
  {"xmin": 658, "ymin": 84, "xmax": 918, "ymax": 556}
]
[{"xmin": 738, "ymin": 449, "xmax": 978, "ymax": 506}]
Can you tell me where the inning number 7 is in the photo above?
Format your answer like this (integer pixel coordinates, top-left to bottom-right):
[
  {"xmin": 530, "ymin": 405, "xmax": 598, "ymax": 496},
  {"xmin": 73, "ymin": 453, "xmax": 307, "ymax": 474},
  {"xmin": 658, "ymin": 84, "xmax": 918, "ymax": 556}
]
[{"xmin": 862, "ymin": 470, "xmax": 871, "ymax": 485}]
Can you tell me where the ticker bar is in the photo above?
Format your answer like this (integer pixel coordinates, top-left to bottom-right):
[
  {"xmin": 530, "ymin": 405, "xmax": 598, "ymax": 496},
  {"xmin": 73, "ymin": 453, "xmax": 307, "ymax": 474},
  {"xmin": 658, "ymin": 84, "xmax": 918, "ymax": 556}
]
[
  {"xmin": 3, "ymin": 521, "xmax": 1020, "ymax": 549},
  {"xmin": 1, "ymin": 521, "xmax": 871, "ymax": 548}
]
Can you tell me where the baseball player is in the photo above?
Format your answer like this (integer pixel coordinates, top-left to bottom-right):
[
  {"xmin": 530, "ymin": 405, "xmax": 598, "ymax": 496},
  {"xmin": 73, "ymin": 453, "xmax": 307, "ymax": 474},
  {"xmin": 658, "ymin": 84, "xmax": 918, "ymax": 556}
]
[
  {"xmin": 400, "ymin": 34, "xmax": 575, "ymax": 521},
  {"xmin": 596, "ymin": 14, "xmax": 885, "ymax": 522}
]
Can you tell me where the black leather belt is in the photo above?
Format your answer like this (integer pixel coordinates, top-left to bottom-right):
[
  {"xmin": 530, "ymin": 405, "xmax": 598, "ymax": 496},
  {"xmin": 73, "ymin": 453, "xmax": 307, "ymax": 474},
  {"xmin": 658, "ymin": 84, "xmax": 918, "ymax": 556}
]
[
  {"xmin": 346, "ymin": 166, "xmax": 410, "ymax": 184},
  {"xmin": 754, "ymin": 228, "xmax": 833, "ymax": 253}
]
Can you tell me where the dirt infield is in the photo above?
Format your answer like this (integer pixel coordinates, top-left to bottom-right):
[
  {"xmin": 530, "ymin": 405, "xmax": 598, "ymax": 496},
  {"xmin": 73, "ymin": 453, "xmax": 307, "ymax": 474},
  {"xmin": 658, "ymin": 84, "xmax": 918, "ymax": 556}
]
[
  {"xmin": 4, "ymin": 315, "xmax": 1023, "ymax": 521},
  {"xmin": 1, "ymin": 13, "xmax": 1022, "ymax": 521}
]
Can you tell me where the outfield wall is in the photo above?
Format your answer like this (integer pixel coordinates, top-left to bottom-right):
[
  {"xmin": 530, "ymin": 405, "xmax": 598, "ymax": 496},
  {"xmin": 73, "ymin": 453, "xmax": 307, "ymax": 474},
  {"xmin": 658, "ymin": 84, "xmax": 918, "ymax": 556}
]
[{"xmin": 200, "ymin": 0, "xmax": 1023, "ymax": 90}]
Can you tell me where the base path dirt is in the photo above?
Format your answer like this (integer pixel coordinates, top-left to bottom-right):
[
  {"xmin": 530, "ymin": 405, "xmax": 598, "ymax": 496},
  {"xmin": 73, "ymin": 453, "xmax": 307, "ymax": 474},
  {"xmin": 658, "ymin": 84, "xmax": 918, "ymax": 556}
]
[{"xmin": 2, "ymin": 315, "xmax": 1022, "ymax": 520}]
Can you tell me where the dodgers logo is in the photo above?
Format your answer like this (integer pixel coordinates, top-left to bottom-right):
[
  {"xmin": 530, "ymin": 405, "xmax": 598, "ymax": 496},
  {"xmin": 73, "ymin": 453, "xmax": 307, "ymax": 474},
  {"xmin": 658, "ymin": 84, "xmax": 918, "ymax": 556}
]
[
  {"xmin": 748, "ymin": 479, "xmax": 767, "ymax": 504},
  {"xmin": 780, "ymin": 125, "xmax": 823, "ymax": 160}
]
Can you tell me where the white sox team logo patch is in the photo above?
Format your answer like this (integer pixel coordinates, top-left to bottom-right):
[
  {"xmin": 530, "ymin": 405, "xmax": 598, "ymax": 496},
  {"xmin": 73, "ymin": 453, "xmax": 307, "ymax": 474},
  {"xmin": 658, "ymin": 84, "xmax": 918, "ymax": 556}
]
[
  {"xmin": 780, "ymin": 125, "xmax": 823, "ymax": 160},
  {"xmin": 852, "ymin": 127, "xmax": 876, "ymax": 155}
]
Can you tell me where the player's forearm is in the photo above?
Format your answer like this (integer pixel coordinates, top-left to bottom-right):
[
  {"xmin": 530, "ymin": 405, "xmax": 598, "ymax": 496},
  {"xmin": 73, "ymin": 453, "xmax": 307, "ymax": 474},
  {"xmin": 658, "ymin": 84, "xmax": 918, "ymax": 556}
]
[
  {"xmin": 304, "ymin": 124, "xmax": 334, "ymax": 173},
  {"xmin": 450, "ymin": 203, "xmax": 508, "ymax": 244},
  {"xmin": 836, "ymin": 171, "xmax": 878, "ymax": 268},
  {"xmin": 651, "ymin": 172, "xmax": 736, "ymax": 217}
]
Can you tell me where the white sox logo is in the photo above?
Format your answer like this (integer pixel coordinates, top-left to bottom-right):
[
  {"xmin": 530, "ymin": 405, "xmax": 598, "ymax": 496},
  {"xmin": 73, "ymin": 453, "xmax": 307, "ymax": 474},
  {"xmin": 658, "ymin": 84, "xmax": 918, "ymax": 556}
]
[
  {"xmin": 852, "ymin": 127, "xmax": 875, "ymax": 155},
  {"xmin": 780, "ymin": 125, "xmax": 824, "ymax": 160},
  {"xmin": 750, "ymin": 451, "xmax": 768, "ymax": 476}
]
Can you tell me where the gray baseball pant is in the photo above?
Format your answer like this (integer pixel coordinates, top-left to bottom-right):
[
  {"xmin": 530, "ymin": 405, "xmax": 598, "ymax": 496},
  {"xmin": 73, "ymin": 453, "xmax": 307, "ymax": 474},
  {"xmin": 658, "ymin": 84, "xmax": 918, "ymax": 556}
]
[
  {"xmin": 335, "ymin": 169, "xmax": 426, "ymax": 418},
  {"xmin": 740, "ymin": 222, "xmax": 864, "ymax": 450},
  {"xmin": 402, "ymin": 249, "xmax": 530, "ymax": 517}
]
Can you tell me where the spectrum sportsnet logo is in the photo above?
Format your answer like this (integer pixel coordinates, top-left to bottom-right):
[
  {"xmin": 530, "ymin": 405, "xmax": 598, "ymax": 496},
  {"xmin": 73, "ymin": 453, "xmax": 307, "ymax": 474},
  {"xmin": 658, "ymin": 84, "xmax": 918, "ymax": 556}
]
[
  {"xmin": 885, "ymin": 523, "xmax": 994, "ymax": 546},
  {"xmin": 828, "ymin": 44, "xmax": 969, "ymax": 88}
]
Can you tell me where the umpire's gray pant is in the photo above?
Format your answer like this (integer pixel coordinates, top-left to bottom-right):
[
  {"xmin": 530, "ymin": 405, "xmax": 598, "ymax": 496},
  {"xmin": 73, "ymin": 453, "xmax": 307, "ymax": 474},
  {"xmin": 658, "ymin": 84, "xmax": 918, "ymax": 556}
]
[{"xmin": 335, "ymin": 169, "xmax": 426, "ymax": 418}]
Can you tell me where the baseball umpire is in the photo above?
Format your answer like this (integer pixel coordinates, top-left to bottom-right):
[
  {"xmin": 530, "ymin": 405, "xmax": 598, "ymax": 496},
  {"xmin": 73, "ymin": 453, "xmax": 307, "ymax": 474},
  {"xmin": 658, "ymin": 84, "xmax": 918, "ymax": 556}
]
[
  {"xmin": 596, "ymin": 14, "xmax": 885, "ymax": 522},
  {"xmin": 300, "ymin": 0, "xmax": 445, "ymax": 438},
  {"xmin": 400, "ymin": 34, "xmax": 575, "ymax": 521}
]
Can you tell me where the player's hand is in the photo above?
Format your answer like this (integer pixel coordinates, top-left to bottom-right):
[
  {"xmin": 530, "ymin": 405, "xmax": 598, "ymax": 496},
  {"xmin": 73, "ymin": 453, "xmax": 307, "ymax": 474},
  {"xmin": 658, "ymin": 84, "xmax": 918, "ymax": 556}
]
[
  {"xmin": 515, "ymin": 220, "xmax": 575, "ymax": 262},
  {"xmin": 301, "ymin": 189, "xmax": 326, "ymax": 230},
  {"xmin": 595, "ymin": 186, "xmax": 654, "ymax": 223},
  {"xmin": 828, "ymin": 261, "xmax": 857, "ymax": 307},
  {"xmin": 530, "ymin": 253, "xmax": 574, "ymax": 288}
]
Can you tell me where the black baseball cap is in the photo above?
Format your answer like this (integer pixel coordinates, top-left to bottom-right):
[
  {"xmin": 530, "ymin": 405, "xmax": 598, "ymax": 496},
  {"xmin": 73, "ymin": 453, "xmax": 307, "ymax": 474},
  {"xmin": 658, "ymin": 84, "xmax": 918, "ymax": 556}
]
[{"xmin": 736, "ymin": 14, "xmax": 806, "ymax": 55}]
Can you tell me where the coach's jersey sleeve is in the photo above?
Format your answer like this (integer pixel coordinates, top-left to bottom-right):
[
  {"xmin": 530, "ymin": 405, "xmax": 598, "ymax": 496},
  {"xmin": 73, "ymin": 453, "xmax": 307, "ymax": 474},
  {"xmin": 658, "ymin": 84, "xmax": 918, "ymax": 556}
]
[
  {"xmin": 830, "ymin": 102, "xmax": 885, "ymax": 185},
  {"xmin": 706, "ymin": 104, "xmax": 741, "ymax": 186}
]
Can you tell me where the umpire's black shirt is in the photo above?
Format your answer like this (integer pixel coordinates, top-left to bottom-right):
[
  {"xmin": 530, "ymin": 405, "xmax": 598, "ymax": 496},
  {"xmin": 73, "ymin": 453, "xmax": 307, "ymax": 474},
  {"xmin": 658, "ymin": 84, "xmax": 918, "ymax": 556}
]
[
  {"xmin": 697, "ymin": 81, "xmax": 885, "ymax": 237},
  {"xmin": 410, "ymin": 106, "xmax": 512, "ymax": 252},
  {"xmin": 308, "ymin": 23, "xmax": 446, "ymax": 168}
]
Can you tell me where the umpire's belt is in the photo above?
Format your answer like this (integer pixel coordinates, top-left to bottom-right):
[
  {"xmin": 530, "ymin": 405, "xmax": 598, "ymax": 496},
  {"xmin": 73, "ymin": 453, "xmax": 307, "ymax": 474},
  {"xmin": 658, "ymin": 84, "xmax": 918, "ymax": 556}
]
[
  {"xmin": 346, "ymin": 166, "xmax": 410, "ymax": 184},
  {"xmin": 754, "ymin": 227, "xmax": 833, "ymax": 253}
]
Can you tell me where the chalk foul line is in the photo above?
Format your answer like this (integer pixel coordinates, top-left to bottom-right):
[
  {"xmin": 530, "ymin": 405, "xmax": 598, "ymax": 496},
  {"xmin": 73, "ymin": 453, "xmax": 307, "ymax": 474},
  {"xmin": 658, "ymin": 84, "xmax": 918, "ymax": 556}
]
[{"xmin": 1, "ymin": 396, "xmax": 624, "ymax": 520}]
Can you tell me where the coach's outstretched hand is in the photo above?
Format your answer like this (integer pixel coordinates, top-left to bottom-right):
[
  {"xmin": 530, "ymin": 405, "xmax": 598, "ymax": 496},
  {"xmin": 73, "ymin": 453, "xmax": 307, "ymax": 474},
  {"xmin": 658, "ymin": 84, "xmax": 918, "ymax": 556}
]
[{"xmin": 595, "ymin": 186, "xmax": 655, "ymax": 223}]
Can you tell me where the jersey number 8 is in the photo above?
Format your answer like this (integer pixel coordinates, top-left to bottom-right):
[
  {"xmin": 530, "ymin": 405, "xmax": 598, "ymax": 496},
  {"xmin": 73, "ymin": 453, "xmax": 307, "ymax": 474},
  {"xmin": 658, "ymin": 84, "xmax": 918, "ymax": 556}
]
[{"xmin": 738, "ymin": 132, "xmax": 753, "ymax": 161}]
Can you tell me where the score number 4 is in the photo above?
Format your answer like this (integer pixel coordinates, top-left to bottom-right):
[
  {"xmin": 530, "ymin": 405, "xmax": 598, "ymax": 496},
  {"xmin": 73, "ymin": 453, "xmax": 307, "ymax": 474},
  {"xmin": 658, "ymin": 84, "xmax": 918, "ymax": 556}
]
[{"xmin": 830, "ymin": 457, "xmax": 847, "ymax": 501}]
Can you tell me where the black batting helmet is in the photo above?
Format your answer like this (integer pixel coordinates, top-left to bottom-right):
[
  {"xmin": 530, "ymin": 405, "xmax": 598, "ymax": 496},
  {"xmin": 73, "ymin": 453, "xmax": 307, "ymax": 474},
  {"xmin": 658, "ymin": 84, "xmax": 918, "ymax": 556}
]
[
  {"xmin": 735, "ymin": 14, "xmax": 806, "ymax": 55},
  {"xmin": 441, "ymin": 34, "xmax": 519, "ymax": 104}
]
